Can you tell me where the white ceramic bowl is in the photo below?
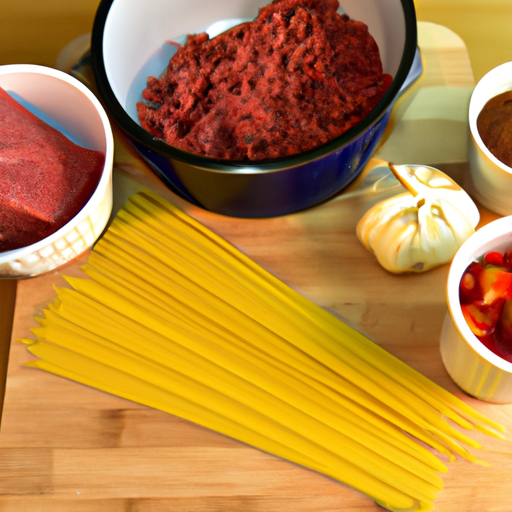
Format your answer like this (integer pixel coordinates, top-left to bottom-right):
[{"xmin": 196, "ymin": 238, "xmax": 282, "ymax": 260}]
[
  {"xmin": 0, "ymin": 64, "xmax": 114, "ymax": 279},
  {"xmin": 441, "ymin": 216, "xmax": 512, "ymax": 403},
  {"xmin": 468, "ymin": 61, "xmax": 512, "ymax": 215}
]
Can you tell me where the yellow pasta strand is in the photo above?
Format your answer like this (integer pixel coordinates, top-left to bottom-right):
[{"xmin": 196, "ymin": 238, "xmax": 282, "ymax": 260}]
[
  {"xmin": 80, "ymin": 248, "xmax": 462, "ymax": 459},
  {"xmin": 81, "ymin": 252, "xmax": 449, "ymax": 472},
  {"xmin": 24, "ymin": 335, "xmax": 427, "ymax": 510},
  {"xmin": 137, "ymin": 190, "xmax": 502, "ymax": 433},
  {"xmin": 47, "ymin": 281, "xmax": 442, "ymax": 500},
  {"xmin": 41, "ymin": 284, "xmax": 445, "ymax": 489},
  {"xmin": 22, "ymin": 191, "xmax": 506, "ymax": 512},
  {"xmin": 96, "ymin": 206, "xmax": 486, "ymax": 453},
  {"xmin": 83, "ymin": 244, "xmax": 459, "ymax": 461}
]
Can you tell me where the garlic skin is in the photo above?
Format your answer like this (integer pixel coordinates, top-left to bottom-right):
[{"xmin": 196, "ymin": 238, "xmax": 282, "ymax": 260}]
[{"xmin": 356, "ymin": 165, "xmax": 480, "ymax": 273}]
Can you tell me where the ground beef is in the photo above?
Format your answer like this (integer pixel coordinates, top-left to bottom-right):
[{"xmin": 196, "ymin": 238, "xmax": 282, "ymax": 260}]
[{"xmin": 137, "ymin": 0, "xmax": 392, "ymax": 161}]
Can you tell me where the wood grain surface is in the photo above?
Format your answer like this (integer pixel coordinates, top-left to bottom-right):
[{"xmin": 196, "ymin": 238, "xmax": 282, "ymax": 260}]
[{"xmin": 1, "ymin": 18, "xmax": 512, "ymax": 512}]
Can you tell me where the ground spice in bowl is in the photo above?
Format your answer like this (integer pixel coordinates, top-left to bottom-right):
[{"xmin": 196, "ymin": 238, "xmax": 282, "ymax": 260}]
[{"xmin": 477, "ymin": 89, "xmax": 512, "ymax": 168}]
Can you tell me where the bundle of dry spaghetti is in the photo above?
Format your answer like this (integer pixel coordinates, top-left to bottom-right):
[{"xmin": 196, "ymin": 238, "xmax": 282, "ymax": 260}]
[{"xmin": 22, "ymin": 190, "xmax": 505, "ymax": 512}]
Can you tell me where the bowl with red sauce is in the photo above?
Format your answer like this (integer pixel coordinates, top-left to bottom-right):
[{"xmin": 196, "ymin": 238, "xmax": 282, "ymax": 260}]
[
  {"xmin": 441, "ymin": 216, "xmax": 512, "ymax": 403},
  {"xmin": 91, "ymin": 0, "xmax": 421, "ymax": 217},
  {"xmin": 0, "ymin": 64, "xmax": 114, "ymax": 279},
  {"xmin": 468, "ymin": 61, "xmax": 512, "ymax": 216}
]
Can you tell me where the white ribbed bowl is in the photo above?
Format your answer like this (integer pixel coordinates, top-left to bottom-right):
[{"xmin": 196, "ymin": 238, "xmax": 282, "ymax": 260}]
[
  {"xmin": 441, "ymin": 216, "xmax": 512, "ymax": 403},
  {"xmin": 0, "ymin": 64, "xmax": 114, "ymax": 279}
]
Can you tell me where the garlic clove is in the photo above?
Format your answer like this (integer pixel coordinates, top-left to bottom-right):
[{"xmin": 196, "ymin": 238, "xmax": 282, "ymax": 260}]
[
  {"xmin": 390, "ymin": 164, "xmax": 480, "ymax": 228},
  {"xmin": 356, "ymin": 164, "xmax": 480, "ymax": 273}
]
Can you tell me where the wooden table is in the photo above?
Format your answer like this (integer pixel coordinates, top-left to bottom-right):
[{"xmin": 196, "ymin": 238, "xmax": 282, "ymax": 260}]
[{"xmin": 1, "ymin": 21, "xmax": 512, "ymax": 512}]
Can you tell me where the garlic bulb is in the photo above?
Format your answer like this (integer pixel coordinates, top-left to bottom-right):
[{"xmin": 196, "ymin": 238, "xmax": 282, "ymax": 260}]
[{"xmin": 356, "ymin": 164, "xmax": 480, "ymax": 273}]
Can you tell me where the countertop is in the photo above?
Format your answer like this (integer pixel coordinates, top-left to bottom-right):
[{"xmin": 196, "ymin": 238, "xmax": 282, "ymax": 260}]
[{"xmin": 1, "ymin": 13, "xmax": 512, "ymax": 512}]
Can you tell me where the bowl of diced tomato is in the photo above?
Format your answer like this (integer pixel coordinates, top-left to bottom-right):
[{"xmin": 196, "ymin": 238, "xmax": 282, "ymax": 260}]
[{"xmin": 441, "ymin": 216, "xmax": 512, "ymax": 402}]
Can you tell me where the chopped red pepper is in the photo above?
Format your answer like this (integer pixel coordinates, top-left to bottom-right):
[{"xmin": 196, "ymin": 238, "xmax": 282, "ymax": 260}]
[{"xmin": 460, "ymin": 250, "xmax": 512, "ymax": 362}]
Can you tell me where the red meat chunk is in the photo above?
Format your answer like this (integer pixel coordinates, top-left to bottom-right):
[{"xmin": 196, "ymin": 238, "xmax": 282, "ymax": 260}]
[
  {"xmin": 137, "ymin": 0, "xmax": 392, "ymax": 161},
  {"xmin": 0, "ymin": 87, "xmax": 105, "ymax": 252}
]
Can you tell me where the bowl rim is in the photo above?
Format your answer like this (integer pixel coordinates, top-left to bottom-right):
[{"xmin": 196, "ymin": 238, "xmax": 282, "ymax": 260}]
[
  {"xmin": 446, "ymin": 216, "xmax": 512, "ymax": 374},
  {"xmin": 0, "ymin": 63, "xmax": 114, "ymax": 264},
  {"xmin": 91, "ymin": 0, "xmax": 418, "ymax": 171}
]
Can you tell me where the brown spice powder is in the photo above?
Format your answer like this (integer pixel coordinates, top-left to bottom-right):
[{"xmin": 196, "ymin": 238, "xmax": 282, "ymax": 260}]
[{"xmin": 477, "ymin": 90, "xmax": 512, "ymax": 168}]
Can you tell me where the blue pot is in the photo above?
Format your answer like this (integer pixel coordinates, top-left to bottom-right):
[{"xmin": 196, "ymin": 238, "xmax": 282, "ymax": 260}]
[{"xmin": 92, "ymin": 0, "xmax": 421, "ymax": 217}]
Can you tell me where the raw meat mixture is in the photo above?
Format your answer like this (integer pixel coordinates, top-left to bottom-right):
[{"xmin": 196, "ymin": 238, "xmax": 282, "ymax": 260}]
[
  {"xmin": 137, "ymin": 0, "xmax": 391, "ymax": 161},
  {"xmin": 0, "ymin": 87, "xmax": 105, "ymax": 252}
]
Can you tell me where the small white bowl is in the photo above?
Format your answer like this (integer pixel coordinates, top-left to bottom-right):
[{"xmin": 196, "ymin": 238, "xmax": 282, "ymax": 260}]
[
  {"xmin": 0, "ymin": 64, "xmax": 114, "ymax": 279},
  {"xmin": 441, "ymin": 216, "xmax": 512, "ymax": 403},
  {"xmin": 467, "ymin": 61, "xmax": 512, "ymax": 215}
]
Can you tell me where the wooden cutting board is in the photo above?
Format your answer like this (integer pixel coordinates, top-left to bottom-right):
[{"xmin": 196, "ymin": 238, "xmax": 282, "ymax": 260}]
[{"xmin": 1, "ymin": 22, "xmax": 510, "ymax": 512}]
